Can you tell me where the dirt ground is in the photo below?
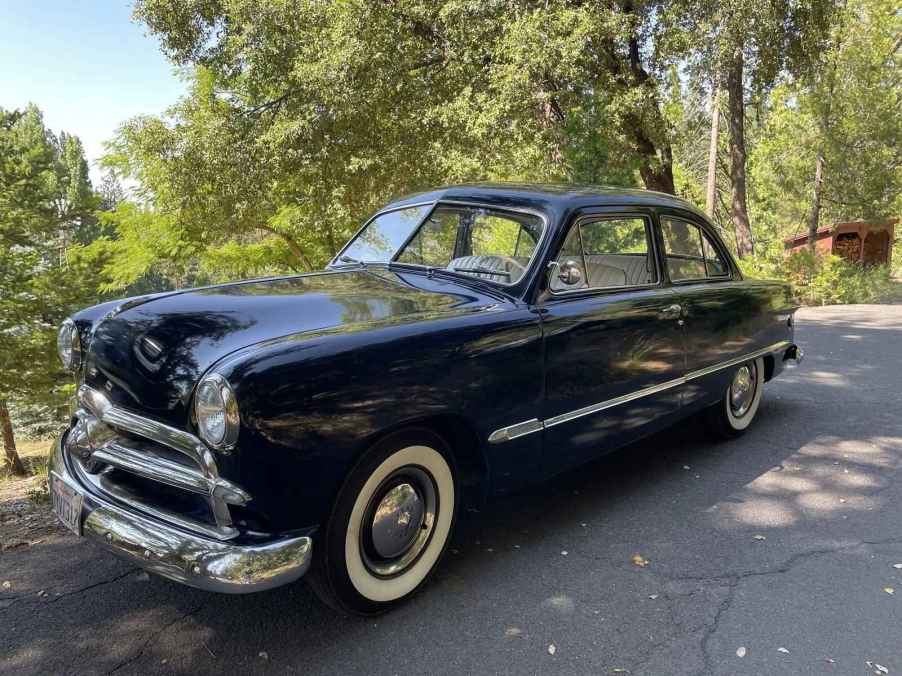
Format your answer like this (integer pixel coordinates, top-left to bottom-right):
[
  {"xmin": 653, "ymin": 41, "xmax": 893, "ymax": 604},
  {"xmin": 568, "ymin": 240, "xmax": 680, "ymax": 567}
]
[{"xmin": 0, "ymin": 439, "xmax": 63, "ymax": 554}]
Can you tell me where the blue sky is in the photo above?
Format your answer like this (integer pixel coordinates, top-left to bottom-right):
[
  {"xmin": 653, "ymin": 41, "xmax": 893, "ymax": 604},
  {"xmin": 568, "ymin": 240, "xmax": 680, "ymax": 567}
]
[{"xmin": 0, "ymin": 2, "xmax": 186, "ymax": 181}]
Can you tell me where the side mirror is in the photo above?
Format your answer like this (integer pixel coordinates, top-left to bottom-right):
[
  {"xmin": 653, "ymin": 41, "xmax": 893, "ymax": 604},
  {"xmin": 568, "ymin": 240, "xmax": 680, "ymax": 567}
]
[{"xmin": 550, "ymin": 259, "xmax": 583, "ymax": 287}]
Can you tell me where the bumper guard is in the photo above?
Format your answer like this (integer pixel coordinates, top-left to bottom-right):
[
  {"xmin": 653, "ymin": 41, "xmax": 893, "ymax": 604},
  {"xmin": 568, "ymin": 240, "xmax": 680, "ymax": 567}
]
[{"xmin": 49, "ymin": 435, "xmax": 313, "ymax": 594}]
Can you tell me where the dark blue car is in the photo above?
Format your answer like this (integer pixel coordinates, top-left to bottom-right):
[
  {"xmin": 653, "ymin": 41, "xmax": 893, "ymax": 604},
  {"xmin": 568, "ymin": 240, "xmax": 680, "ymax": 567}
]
[{"xmin": 49, "ymin": 184, "xmax": 803, "ymax": 614}]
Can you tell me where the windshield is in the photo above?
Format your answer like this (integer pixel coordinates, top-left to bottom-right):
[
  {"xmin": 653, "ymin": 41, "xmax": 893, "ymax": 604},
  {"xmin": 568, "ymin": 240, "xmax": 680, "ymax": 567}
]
[
  {"xmin": 339, "ymin": 205, "xmax": 432, "ymax": 263},
  {"xmin": 337, "ymin": 203, "xmax": 545, "ymax": 285}
]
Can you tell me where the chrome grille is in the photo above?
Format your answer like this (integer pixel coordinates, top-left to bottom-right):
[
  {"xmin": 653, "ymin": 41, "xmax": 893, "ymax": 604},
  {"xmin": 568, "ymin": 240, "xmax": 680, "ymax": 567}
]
[{"xmin": 64, "ymin": 385, "xmax": 250, "ymax": 540}]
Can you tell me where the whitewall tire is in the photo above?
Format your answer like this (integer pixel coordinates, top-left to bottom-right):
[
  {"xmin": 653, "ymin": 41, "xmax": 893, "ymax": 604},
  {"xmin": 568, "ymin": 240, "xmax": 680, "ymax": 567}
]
[
  {"xmin": 308, "ymin": 429, "xmax": 456, "ymax": 614},
  {"xmin": 705, "ymin": 357, "xmax": 765, "ymax": 438}
]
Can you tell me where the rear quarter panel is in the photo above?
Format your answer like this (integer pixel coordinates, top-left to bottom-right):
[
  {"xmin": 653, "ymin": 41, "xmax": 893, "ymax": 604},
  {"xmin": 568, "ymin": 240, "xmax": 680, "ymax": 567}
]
[{"xmin": 674, "ymin": 278, "xmax": 797, "ymax": 411}]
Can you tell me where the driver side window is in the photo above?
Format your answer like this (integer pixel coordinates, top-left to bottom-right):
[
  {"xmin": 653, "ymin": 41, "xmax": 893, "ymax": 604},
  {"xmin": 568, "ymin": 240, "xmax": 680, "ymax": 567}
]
[
  {"xmin": 471, "ymin": 215, "xmax": 537, "ymax": 259},
  {"xmin": 551, "ymin": 216, "xmax": 658, "ymax": 293}
]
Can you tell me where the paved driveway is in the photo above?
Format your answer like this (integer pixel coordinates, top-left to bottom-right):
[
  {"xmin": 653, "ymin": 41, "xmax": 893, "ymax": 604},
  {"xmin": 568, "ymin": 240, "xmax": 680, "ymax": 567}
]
[{"xmin": 3, "ymin": 304, "xmax": 902, "ymax": 675}]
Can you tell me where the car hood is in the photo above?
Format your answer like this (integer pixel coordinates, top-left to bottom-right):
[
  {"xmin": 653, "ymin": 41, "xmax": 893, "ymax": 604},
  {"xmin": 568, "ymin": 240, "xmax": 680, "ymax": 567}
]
[{"xmin": 82, "ymin": 268, "xmax": 501, "ymax": 424}]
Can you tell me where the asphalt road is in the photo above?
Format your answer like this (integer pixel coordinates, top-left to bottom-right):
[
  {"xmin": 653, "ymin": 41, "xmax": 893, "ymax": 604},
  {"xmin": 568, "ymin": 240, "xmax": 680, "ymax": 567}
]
[{"xmin": 3, "ymin": 304, "xmax": 902, "ymax": 676}]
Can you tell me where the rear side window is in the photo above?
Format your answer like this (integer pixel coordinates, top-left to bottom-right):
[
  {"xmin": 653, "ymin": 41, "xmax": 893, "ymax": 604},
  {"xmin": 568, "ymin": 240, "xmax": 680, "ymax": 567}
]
[
  {"xmin": 661, "ymin": 217, "xmax": 730, "ymax": 281},
  {"xmin": 551, "ymin": 215, "xmax": 658, "ymax": 292}
]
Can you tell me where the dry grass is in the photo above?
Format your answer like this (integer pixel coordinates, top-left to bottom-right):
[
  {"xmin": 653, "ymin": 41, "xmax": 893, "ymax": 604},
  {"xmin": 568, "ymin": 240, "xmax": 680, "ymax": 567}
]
[
  {"xmin": 2, "ymin": 438, "xmax": 54, "ymax": 507},
  {"xmin": 1, "ymin": 438, "xmax": 60, "ymax": 548},
  {"xmin": 1, "ymin": 438, "xmax": 52, "ymax": 481}
]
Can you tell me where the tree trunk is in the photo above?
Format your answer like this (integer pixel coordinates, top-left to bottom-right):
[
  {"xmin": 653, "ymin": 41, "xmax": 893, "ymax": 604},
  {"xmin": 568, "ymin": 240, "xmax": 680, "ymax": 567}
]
[
  {"xmin": 807, "ymin": 150, "xmax": 826, "ymax": 256},
  {"xmin": 638, "ymin": 150, "xmax": 676, "ymax": 195},
  {"xmin": 726, "ymin": 52, "xmax": 754, "ymax": 257},
  {"xmin": 257, "ymin": 225, "xmax": 314, "ymax": 271},
  {"xmin": 808, "ymin": 37, "xmax": 837, "ymax": 257},
  {"xmin": 620, "ymin": 20, "xmax": 676, "ymax": 196},
  {"xmin": 540, "ymin": 94, "xmax": 566, "ymax": 171},
  {"xmin": 705, "ymin": 89, "xmax": 721, "ymax": 217},
  {"xmin": 0, "ymin": 399, "xmax": 26, "ymax": 477}
]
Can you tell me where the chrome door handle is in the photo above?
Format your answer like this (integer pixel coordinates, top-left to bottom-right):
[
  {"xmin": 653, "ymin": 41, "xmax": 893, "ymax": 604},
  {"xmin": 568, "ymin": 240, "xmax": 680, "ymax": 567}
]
[{"xmin": 660, "ymin": 304, "xmax": 682, "ymax": 319}]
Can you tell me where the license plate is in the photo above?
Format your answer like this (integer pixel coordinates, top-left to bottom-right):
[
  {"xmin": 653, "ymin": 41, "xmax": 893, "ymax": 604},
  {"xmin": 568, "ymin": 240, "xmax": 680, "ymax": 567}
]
[{"xmin": 50, "ymin": 472, "xmax": 83, "ymax": 536}]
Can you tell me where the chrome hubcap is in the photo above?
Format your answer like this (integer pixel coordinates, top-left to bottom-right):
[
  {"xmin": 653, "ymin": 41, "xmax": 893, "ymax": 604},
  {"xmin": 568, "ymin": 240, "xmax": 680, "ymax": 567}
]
[
  {"xmin": 361, "ymin": 467, "xmax": 437, "ymax": 577},
  {"xmin": 729, "ymin": 364, "xmax": 756, "ymax": 417},
  {"xmin": 371, "ymin": 483, "xmax": 425, "ymax": 559}
]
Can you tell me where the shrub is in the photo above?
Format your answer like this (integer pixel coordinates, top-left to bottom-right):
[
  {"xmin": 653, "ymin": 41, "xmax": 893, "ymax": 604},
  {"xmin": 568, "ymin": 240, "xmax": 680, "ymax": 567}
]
[{"xmin": 740, "ymin": 251, "xmax": 892, "ymax": 306}]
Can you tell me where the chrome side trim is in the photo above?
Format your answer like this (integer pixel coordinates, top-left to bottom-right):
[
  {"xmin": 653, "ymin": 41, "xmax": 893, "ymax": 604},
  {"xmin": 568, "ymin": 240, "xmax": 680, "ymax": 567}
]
[
  {"xmin": 544, "ymin": 375, "xmax": 686, "ymax": 429},
  {"xmin": 487, "ymin": 340, "xmax": 792, "ymax": 442},
  {"xmin": 487, "ymin": 418, "xmax": 543, "ymax": 444},
  {"xmin": 683, "ymin": 341, "xmax": 790, "ymax": 382}
]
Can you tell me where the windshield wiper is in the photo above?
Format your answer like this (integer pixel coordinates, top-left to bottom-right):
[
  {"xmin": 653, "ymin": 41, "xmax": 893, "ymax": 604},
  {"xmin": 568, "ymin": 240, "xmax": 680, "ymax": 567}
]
[{"xmin": 452, "ymin": 266, "xmax": 511, "ymax": 279}]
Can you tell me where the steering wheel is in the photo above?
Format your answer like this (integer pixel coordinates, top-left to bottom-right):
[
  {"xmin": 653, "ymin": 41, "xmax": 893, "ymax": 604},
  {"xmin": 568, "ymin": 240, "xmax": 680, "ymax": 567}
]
[{"xmin": 492, "ymin": 255, "xmax": 527, "ymax": 277}]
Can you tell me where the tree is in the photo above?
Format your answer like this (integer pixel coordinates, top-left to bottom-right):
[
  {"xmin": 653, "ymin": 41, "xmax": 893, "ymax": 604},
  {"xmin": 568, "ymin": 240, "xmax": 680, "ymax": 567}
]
[
  {"xmin": 705, "ymin": 90, "xmax": 721, "ymax": 217},
  {"xmin": 0, "ymin": 105, "xmax": 101, "ymax": 474},
  {"xmin": 807, "ymin": 0, "xmax": 901, "ymax": 230},
  {"xmin": 675, "ymin": 0, "xmax": 837, "ymax": 257},
  {"xmin": 94, "ymin": 1, "xmax": 714, "ymax": 287},
  {"xmin": 747, "ymin": 0, "xmax": 901, "ymax": 252}
]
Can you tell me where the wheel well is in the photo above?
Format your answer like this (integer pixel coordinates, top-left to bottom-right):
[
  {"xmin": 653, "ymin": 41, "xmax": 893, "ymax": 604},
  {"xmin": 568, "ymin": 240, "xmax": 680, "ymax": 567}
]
[
  {"xmin": 763, "ymin": 354, "xmax": 775, "ymax": 382},
  {"xmin": 355, "ymin": 414, "xmax": 490, "ymax": 510}
]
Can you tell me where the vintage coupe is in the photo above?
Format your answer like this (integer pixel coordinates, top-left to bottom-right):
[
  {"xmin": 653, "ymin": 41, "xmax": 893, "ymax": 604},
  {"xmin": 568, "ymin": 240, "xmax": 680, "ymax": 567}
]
[{"xmin": 49, "ymin": 184, "xmax": 803, "ymax": 613}]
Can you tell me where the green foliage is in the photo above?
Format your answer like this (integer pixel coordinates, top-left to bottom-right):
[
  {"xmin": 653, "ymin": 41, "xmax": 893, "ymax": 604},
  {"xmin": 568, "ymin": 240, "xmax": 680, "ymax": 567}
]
[
  {"xmin": 104, "ymin": 0, "xmax": 753, "ymax": 286},
  {"xmin": 740, "ymin": 250, "xmax": 893, "ymax": 305},
  {"xmin": 0, "ymin": 105, "xmax": 105, "ymax": 432},
  {"xmin": 748, "ymin": 0, "xmax": 901, "ymax": 244}
]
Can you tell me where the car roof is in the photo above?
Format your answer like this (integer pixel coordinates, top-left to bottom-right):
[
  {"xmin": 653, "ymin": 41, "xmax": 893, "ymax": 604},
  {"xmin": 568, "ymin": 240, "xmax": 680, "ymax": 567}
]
[{"xmin": 382, "ymin": 182, "xmax": 709, "ymax": 221}]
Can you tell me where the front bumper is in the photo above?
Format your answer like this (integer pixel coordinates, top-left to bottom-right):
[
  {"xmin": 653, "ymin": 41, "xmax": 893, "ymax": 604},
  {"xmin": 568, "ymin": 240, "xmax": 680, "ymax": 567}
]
[{"xmin": 49, "ymin": 435, "xmax": 313, "ymax": 594}]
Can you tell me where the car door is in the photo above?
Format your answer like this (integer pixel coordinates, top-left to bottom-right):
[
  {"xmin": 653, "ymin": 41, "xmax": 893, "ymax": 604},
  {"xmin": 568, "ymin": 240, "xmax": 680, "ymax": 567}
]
[
  {"xmin": 540, "ymin": 209, "xmax": 685, "ymax": 473},
  {"xmin": 657, "ymin": 212, "xmax": 777, "ymax": 411}
]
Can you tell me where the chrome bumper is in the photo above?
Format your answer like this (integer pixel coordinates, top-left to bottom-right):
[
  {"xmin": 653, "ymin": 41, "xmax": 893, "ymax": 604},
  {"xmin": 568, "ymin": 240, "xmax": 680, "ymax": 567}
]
[
  {"xmin": 49, "ymin": 435, "xmax": 313, "ymax": 594},
  {"xmin": 783, "ymin": 344, "xmax": 805, "ymax": 366}
]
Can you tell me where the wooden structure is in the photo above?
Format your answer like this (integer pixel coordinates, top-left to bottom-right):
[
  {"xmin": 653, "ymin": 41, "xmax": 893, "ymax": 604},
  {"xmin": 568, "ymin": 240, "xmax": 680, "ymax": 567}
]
[{"xmin": 783, "ymin": 219, "xmax": 896, "ymax": 266}]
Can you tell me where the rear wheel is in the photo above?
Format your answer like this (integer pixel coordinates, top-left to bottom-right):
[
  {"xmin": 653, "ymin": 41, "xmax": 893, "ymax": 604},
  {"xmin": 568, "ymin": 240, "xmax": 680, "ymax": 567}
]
[
  {"xmin": 704, "ymin": 357, "xmax": 764, "ymax": 439},
  {"xmin": 308, "ymin": 429, "xmax": 456, "ymax": 615}
]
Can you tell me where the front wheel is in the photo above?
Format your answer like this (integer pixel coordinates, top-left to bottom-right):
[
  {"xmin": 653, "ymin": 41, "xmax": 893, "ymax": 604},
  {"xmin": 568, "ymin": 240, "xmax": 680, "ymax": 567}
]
[
  {"xmin": 308, "ymin": 429, "xmax": 456, "ymax": 615},
  {"xmin": 703, "ymin": 356, "xmax": 765, "ymax": 439}
]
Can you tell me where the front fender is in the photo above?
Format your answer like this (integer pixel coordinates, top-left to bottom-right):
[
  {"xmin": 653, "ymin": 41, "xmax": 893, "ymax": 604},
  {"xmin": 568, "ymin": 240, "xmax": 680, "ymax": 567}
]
[{"xmin": 216, "ymin": 309, "xmax": 543, "ymax": 532}]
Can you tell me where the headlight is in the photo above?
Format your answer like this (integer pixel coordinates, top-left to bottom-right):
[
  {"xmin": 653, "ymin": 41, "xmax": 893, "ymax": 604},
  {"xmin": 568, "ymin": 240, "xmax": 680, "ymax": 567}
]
[
  {"xmin": 57, "ymin": 318, "xmax": 82, "ymax": 371},
  {"xmin": 194, "ymin": 373, "xmax": 240, "ymax": 449}
]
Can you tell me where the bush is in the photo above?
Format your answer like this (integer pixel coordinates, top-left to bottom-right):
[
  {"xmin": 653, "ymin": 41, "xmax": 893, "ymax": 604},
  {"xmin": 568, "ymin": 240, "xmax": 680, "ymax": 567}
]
[{"xmin": 740, "ymin": 251, "xmax": 892, "ymax": 306}]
